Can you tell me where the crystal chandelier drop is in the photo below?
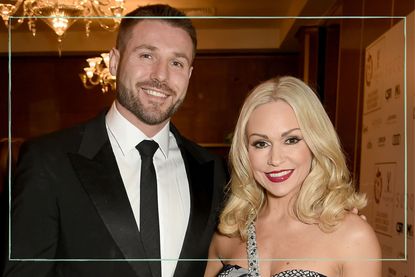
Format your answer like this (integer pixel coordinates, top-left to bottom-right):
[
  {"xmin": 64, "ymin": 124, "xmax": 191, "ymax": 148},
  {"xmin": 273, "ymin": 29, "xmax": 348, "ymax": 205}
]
[
  {"xmin": 0, "ymin": 0, "xmax": 125, "ymax": 42},
  {"xmin": 79, "ymin": 52, "xmax": 116, "ymax": 93}
]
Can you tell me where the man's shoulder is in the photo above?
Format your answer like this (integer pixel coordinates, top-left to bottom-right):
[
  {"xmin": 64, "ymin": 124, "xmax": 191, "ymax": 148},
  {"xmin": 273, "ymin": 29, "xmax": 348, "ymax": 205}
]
[
  {"xmin": 178, "ymin": 136, "xmax": 222, "ymax": 161},
  {"xmin": 23, "ymin": 113, "xmax": 105, "ymax": 152},
  {"xmin": 169, "ymin": 124, "xmax": 219, "ymax": 160}
]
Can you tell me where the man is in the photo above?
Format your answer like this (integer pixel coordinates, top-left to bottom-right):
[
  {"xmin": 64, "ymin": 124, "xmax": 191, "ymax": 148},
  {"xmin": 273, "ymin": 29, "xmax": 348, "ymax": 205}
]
[{"xmin": 3, "ymin": 4, "xmax": 227, "ymax": 277}]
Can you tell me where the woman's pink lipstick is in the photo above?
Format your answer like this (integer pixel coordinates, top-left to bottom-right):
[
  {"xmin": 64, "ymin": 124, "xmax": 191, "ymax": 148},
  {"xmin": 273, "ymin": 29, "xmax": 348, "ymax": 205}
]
[{"xmin": 265, "ymin": 169, "xmax": 294, "ymax": 183}]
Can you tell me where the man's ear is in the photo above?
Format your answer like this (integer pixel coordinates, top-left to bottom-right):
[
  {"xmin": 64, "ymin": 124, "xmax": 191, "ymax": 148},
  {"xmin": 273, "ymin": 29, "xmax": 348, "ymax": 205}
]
[
  {"xmin": 109, "ymin": 48, "xmax": 120, "ymax": 76},
  {"xmin": 188, "ymin": 66, "xmax": 193, "ymax": 79}
]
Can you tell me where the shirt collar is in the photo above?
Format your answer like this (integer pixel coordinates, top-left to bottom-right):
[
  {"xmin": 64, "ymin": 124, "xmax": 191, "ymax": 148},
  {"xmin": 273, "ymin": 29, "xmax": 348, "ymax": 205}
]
[{"xmin": 105, "ymin": 102, "xmax": 170, "ymax": 159}]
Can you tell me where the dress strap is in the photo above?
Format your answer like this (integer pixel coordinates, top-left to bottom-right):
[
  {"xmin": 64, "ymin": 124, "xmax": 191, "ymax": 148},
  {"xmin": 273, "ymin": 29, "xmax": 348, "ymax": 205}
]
[{"xmin": 246, "ymin": 222, "xmax": 260, "ymax": 276}]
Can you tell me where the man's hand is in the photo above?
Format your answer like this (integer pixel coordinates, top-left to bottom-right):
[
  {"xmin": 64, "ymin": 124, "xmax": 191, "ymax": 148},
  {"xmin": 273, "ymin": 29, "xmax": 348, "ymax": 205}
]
[{"xmin": 350, "ymin": 207, "xmax": 367, "ymax": 221}]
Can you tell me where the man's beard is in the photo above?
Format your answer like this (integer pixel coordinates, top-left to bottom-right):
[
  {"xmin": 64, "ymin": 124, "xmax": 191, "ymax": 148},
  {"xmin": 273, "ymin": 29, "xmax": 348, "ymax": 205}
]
[{"xmin": 116, "ymin": 80, "xmax": 184, "ymax": 125}]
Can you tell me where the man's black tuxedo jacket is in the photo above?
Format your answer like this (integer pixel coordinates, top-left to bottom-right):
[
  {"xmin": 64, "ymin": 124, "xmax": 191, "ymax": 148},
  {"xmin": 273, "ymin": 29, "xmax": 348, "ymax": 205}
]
[{"xmin": 3, "ymin": 112, "xmax": 227, "ymax": 277}]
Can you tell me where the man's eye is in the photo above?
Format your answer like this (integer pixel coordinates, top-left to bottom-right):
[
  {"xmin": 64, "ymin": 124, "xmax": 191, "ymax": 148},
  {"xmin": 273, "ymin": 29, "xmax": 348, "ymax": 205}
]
[
  {"xmin": 285, "ymin": 137, "xmax": 301, "ymax": 145},
  {"xmin": 140, "ymin": 53, "xmax": 152, "ymax": 59},
  {"xmin": 172, "ymin": 60, "xmax": 184, "ymax": 68},
  {"xmin": 252, "ymin": 141, "xmax": 269, "ymax": 149}
]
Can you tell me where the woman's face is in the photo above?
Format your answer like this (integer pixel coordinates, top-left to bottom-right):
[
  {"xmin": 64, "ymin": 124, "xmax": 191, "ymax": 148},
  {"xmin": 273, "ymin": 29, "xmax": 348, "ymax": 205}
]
[{"xmin": 246, "ymin": 100, "xmax": 313, "ymax": 199}]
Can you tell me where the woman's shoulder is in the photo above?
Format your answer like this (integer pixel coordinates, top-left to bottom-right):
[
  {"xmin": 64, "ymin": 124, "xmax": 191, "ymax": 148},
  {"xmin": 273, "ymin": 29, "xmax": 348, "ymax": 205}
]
[
  {"xmin": 329, "ymin": 214, "xmax": 383, "ymax": 276},
  {"xmin": 211, "ymin": 231, "xmax": 245, "ymax": 255},
  {"xmin": 211, "ymin": 232, "xmax": 246, "ymax": 259},
  {"xmin": 337, "ymin": 213, "xmax": 376, "ymax": 238},
  {"xmin": 332, "ymin": 213, "xmax": 381, "ymax": 259}
]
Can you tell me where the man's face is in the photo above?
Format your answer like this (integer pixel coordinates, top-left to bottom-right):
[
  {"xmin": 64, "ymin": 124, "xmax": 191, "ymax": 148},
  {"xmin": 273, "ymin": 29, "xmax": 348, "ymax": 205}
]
[{"xmin": 110, "ymin": 20, "xmax": 193, "ymax": 126}]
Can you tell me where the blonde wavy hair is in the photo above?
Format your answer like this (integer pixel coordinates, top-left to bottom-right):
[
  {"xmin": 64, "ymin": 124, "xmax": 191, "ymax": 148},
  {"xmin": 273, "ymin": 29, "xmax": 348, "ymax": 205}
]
[{"xmin": 218, "ymin": 76, "xmax": 366, "ymax": 240}]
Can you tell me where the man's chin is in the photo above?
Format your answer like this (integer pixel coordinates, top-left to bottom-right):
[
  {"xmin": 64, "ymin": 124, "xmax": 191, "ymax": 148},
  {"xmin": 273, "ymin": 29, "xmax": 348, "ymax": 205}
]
[{"xmin": 137, "ymin": 111, "xmax": 170, "ymax": 126}]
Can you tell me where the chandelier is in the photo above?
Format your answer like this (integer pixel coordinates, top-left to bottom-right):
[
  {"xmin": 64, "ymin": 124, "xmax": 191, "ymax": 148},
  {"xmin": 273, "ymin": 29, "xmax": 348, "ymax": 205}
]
[
  {"xmin": 79, "ymin": 52, "xmax": 116, "ymax": 93},
  {"xmin": 0, "ymin": 0, "xmax": 125, "ymax": 43}
]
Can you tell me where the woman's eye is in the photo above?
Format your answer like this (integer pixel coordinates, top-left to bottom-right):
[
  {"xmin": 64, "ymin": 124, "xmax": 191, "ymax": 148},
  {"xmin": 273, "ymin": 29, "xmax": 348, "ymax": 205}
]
[
  {"xmin": 252, "ymin": 141, "xmax": 269, "ymax": 149},
  {"xmin": 285, "ymin": 136, "xmax": 301, "ymax": 145}
]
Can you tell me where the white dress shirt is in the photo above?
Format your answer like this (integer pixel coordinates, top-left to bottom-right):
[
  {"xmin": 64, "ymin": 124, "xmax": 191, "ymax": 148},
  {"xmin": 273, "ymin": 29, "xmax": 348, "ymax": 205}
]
[{"xmin": 106, "ymin": 102, "xmax": 190, "ymax": 277}]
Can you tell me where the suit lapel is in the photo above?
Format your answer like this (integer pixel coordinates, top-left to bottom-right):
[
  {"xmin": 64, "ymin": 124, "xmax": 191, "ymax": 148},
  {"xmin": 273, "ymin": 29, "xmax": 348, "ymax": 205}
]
[
  {"xmin": 68, "ymin": 113, "xmax": 152, "ymax": 277},
  {"xmin": 170, "ymin": 126, "xmax": 216, "ymax": 276}
]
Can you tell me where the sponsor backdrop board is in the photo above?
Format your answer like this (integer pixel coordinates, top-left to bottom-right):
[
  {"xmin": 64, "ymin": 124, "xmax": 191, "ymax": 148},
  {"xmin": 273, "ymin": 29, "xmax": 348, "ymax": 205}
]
[{"xmin": 360, "ymin": 12, "xmax": 414, "ymax": 277}]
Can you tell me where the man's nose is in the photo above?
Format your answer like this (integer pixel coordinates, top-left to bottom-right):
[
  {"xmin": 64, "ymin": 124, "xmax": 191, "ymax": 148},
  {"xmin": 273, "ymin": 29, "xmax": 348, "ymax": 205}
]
[{"xmin": 150, "ymin": 60, "xmax": 169, "ymax": 84}]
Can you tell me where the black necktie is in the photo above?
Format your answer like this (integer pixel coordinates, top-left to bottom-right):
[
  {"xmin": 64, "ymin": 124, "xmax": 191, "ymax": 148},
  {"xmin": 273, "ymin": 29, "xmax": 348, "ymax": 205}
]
[{"xmin": 136, "ymin": 140, "xmax": 161, "ymax": 277}]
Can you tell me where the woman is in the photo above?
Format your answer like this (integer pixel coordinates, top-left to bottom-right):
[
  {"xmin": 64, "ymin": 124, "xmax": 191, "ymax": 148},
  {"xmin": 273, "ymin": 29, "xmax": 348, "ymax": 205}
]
[{"xmin": 205, "ymin": 76, "xmax": 381, "ymax": 277}]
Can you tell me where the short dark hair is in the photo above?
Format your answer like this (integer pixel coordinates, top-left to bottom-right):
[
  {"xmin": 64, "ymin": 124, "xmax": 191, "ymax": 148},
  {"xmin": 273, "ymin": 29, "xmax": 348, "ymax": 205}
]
[{"xmin": 116, "ymin": 4, "xmax": 197, "ymax": 58}]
